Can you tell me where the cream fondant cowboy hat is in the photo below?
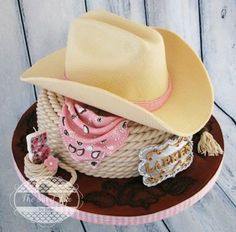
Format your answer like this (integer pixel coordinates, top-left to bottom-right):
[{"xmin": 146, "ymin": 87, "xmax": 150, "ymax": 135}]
[{"xmin": 21, "ymin": 11, "xmax": 213, "ymax": 136}]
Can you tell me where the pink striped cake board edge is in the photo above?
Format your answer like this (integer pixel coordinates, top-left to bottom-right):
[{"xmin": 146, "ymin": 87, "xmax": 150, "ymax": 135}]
[{"xmin": 13, "ymin": 156, "xmax": 223, "ymax": 226}]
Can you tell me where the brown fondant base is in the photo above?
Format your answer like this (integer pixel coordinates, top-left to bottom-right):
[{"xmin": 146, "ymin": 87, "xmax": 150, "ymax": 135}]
[{"xmin": 12, "ymin": 103, "xmax": 224, "ymax": 217}]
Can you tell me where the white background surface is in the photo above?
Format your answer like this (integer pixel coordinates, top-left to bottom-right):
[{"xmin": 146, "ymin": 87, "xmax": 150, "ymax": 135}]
[{"xmin": 0, "ymin": 0, "xmax": 235, "ymax": 231}]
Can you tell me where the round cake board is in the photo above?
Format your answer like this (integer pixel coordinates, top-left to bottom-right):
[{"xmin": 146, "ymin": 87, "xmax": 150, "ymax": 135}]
[{"xmin": 12, "ymin": 103, "xmax": 224, "ymax": 225}]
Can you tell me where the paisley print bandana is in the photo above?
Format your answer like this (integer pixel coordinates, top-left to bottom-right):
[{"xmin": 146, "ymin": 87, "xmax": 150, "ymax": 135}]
[{"xmin": 59, "ymin": 97, "xmax": 129, "ymax": 167}]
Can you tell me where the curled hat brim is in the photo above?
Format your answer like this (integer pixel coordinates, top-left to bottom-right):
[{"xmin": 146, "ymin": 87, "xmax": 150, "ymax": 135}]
[{"xmin": 21, "ymin": 28, "xmax": 213, "ymax": 136}]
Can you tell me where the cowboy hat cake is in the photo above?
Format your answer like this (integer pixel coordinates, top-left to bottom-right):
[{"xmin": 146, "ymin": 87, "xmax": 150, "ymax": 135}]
[{"xmin": 19, "ymin": 11, "xmax": 223, "ymax": 203}]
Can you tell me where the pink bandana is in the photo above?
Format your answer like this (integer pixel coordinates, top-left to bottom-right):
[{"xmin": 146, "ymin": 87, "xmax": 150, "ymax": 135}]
[{"xmin": 59, "ymin": 98, "xmax": 129, "ymax": 167}]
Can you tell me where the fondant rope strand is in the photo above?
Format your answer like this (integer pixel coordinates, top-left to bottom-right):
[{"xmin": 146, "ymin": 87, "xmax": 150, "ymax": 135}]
[
  {"xmin": 36, "ymin": 90, "xmax": 172, "ymax": 178},
  {"xmin": 24, "ymin": 154, "xmax": 77, "ymax": 203}
]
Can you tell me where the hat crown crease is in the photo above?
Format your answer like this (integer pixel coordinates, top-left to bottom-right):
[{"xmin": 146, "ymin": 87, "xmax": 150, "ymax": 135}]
[{"xmin": 65, "ymin": 11, "xmax": 169, "ymax": 102}]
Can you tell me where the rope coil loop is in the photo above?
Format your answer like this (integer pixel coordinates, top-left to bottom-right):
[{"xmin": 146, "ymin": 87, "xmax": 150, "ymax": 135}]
[
  {"xmin": 24, "ymin": 154, "xmax": 77, "ymax": 203},
  {"xmin": 25, "ymin": 90, "xmax": 223, "ymax": 185},
  {"xmin": 36, "ymin": 89, "xmax": 173, "ymax": 178}
]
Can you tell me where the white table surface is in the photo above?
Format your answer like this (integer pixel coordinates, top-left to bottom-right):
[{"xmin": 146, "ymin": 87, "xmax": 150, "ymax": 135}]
[{"xmin": 0, "ymin": 0, "xmax": 235, "ymax": 231}]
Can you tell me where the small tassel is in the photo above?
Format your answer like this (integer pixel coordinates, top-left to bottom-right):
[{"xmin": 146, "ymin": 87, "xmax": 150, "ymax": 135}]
[{"xmin": 198, "ymin": 130, "xmax": 223, "ymax": 156}]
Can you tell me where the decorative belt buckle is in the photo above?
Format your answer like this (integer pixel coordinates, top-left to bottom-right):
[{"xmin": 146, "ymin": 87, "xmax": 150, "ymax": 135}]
[{"xmin": 138, "ymin": 136, "xmax": 193, "ymax": 187}]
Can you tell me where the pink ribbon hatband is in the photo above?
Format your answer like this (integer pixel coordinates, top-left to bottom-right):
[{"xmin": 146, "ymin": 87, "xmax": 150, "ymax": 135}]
[
  {"xmin": 135, "ymin": 80, "xmax": 172, "ymax": 112},
  {"xmin": 64, "ymin": 73, "xmax": 172, "ymax": 112},
  {"xmin": 59, "ymin": 97, "xmax": 129, "ymax": 167}
]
